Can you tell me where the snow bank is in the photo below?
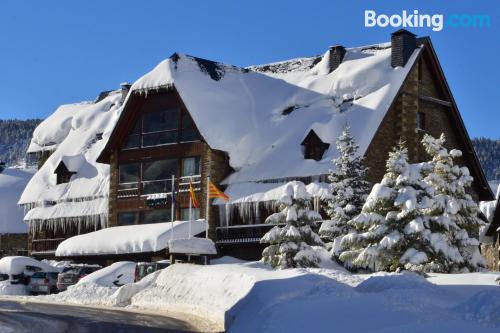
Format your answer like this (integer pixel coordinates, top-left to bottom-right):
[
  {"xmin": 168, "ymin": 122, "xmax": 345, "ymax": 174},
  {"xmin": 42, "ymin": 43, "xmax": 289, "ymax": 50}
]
[
  {"xmin": 26, "ymin": 258, "xmax": 500, "ymax": 332},
  {"xmin": 0, "ymin": 281, "xmax": 28, "ymax": 296},
  {"xmin": 0, "ymin": 256, "xmax": 58, "ymax": 275},
  {"xmin": 79, "ymin": 261, "xmax": 136, "ymax": 287},
  {"xmin": 55, "ymin": 220, "xmax": 207, "ymax": 256},
  {"xmin": 168, "ymin": 238, "xmax": 217, "ymax": 255},
  {"xmin": 0, "ymin": 167, "xmax": 35, "ymax": 233}
]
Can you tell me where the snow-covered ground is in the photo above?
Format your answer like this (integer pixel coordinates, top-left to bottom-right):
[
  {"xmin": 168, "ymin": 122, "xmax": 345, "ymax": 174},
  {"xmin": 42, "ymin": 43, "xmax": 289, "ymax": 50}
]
[{"xmin": 3, "ymin": 257, "xmax": 497, "ymax": 332}]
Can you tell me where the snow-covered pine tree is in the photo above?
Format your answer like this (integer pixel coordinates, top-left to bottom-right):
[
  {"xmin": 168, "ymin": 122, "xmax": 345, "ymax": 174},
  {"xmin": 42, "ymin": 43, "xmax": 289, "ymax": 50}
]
[
  {"xmin": 421, "ymin": 134, "xmax": 485, "ymax": 272},
  {"xmin": 338, "ymin": 142, "xmax": 437, "ymax": 272},
  {"xmin": 261, "ymin": 181, "xmax": 325, "ymax": 269},
  {"xmin": 319, "ymin": 126, "xmax": 370, "ymax": 256}
]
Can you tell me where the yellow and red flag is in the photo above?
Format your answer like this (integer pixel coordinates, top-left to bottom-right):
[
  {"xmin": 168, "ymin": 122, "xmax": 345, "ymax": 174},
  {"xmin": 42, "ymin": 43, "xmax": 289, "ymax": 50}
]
[
  {"xmin": 208, "ymin": 181, "xmax": 229, "ymax": 201},
  {"xmin": 188, "ymin": 181, "xmax": 199, "ymax": 208}
]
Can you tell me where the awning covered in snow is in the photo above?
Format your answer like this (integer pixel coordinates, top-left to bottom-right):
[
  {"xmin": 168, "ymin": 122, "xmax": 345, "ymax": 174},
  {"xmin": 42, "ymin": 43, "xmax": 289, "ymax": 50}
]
[
  {"xmin": 168, "ymin": 238, "xmax": 217, "ymax": 255},
  {"xmin": 214, "ymin": 181, "xmax": 331, "ymax": 205},
  {"xmin": 55, "ymin": 220, "xmax": 207, "ymax": 257}
]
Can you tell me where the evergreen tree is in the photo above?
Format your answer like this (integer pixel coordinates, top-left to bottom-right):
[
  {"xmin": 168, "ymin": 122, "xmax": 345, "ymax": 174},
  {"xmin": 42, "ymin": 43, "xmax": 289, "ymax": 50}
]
[
  {"xmin": 421, "ymin": 134, "xmax": 485, "ymax": 272},
  {"xmin": 319, "ymin": 126, "xmax": 370, "ymax": 256},
  {"xmin": 338, "ymin": 142, "xmax": 435, "ymax": 271},
  {"xmin": 261, "ymin": 181, "xmax": 325, "ymax": 269}
]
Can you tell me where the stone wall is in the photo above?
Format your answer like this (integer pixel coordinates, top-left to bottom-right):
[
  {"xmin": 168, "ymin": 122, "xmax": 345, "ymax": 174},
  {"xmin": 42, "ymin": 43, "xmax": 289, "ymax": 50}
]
[
  {"xmin": 0, "ymin": 233, "xmax": 28, "ymax": 257},
  {"xmin": 201, "ymin": 147, "xmax": 232, "ymax": 240},
  {"xmin": 481, "ymin": 235, "xmax": 499, "ymax": 271}
]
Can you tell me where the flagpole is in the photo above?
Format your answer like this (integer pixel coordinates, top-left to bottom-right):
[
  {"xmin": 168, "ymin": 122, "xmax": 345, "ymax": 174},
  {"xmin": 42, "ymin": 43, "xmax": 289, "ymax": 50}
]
[
  {"xmin": 170, "ymin": 174, "xmax": 175, "ymax": 241},
  {"xmin": 205, "ymin": 176, "xmax": 210, "ymax": 239},
  {"xmin": 189, "ymin": 176, "xmax": 193, "ymax": 239}
]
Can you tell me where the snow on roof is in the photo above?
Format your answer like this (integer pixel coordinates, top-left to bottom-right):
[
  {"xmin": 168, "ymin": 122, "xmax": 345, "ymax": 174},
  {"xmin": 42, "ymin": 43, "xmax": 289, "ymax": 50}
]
[
  {"xmin": 55, "ymin": 220, "xmax": 207, "ymax": 257},
  {"xmin": 0, "ymin": 167, "xmax": 35, "ymax": 234},
  {"xmin": 24, "ymin": 197, "xmax": 107, "ymax": 226},
  {"xmin": 19, "ymin": 92, "xmax": 123, "ymax": 207},
  {"xmin": 168, "ymin": 238, "xmax": 217, "ymax": 255},
  {"xmin": 27, "ymin": 102, "xmax": 93, "ymax": 153},
  {"xmin": 0, "ymin": 256, "xmax": 58, "ymax": 275},
  {"xmin": 214, "ymin": 181, "xmax": 331, "ymax": 205},
  {"xmin": 128, "ymin": 44, "xmax": 420, "ymax": 184}
]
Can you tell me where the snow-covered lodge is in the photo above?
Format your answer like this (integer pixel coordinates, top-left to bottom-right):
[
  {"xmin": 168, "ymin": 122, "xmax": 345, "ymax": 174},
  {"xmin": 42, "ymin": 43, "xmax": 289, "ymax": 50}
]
[{"xmin": 18, "ymin": 30, "xmax": 497, "ymax": 264}]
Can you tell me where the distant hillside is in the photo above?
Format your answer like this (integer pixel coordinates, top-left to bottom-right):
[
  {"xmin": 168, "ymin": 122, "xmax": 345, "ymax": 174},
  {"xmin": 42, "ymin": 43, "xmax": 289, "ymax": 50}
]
[
  {"xmin": 472, "ymin": 137, "xmax": 500, "ymax": 181},
  {"xmin": 0, "ymin": 119, "xmax": 42, "ymax": 166}
]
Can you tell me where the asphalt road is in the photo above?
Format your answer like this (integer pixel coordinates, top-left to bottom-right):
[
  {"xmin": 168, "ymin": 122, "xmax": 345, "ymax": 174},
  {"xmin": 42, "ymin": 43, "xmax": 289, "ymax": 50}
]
[{"xmin": 0, "ymin": 300, "xmax": 193, "ymax": 333}]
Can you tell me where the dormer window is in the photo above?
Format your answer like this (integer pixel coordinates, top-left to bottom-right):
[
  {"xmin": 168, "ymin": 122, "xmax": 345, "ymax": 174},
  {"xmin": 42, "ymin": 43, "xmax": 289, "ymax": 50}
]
[
  {"xmin": 54, "ymin": 161, "xmax": 76, "ymax": 185},
  {"xmin": 301, "ymin": 130, "xmax": 330, "ymax": 161}
]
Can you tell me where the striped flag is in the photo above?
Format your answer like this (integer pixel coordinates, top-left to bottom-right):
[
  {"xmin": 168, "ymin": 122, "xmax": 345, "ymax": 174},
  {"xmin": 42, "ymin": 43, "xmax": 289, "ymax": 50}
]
[
  {"xmin": 188, "ymin": 181, "xmax": 199, "ymax": 208},
  {"xmin": 208, "ymin": 180, "xmax": 229, "ymax": 201}
]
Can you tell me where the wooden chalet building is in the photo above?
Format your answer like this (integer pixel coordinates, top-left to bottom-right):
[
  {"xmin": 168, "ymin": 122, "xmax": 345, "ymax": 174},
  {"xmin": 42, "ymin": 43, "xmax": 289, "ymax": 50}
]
[{"xmin": 92, "ymin": 29, "xmax": 493, "ymax": 260}]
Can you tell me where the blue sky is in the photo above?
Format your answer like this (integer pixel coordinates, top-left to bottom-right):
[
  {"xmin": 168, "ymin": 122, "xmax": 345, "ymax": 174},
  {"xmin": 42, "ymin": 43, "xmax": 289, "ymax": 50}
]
[{"xmin": 0, "ymin": 0, "xmax": 498, "ymax": 138}]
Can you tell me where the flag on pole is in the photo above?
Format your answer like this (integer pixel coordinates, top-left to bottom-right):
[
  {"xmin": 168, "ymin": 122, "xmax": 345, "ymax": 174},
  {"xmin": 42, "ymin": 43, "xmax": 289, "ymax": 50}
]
[
  {"xmin": 208, "ymin": 181, "xmax": 229, "ymax": 201},
  {"xmin": 188, "ymin": 181, "xmax": 199, "ymax": 208}
]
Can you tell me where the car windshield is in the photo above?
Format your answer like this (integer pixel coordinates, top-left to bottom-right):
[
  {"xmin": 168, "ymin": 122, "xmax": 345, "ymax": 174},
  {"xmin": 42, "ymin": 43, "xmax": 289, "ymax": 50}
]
[{"xmin": 31, "ymin": 272, "xmax": 46, "ymax": 278}]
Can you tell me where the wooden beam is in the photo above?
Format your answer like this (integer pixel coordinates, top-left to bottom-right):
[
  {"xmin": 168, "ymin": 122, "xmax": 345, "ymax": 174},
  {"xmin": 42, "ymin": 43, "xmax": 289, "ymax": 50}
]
[{"xmin": 418, "ymin": 95, "xmax": 452, "ymax": 107}]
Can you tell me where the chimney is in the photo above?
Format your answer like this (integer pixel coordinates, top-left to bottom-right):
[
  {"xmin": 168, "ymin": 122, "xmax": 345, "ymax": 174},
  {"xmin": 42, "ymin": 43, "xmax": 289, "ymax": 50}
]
[
  {"xmin": 120, "ymin": 82, "xmax": 131, "ymax": 104},
  {"xmin": 328, "ymin": 45, "xmax": 346, "ymax": 73},
  {"xmin": 391, "ymin": 29, "xmax": 417, "ymax": 68}
]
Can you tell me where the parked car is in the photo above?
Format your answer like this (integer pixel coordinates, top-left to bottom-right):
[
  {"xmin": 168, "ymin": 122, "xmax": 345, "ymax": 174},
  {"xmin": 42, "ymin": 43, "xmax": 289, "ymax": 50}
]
[
  {"xmin": 0, "ymin": 257, "xmax": 58, "ymax": 285},
  {"xmin": 29, "ymin": 271, "xmax": 59, "ymax": 295},
  {"xmin": 56, "ymin": 265, "xmax": 101, "ymax": 291},
  {"xmin": 134, "ymin": 261, "xmax": 170, "ymax": 282}
]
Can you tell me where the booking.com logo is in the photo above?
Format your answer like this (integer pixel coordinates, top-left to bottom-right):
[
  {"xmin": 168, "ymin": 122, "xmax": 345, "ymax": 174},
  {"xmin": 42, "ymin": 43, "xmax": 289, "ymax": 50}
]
[{"xmin": 365, "ymin": 10, "xmax": 491, "ymax": 32}]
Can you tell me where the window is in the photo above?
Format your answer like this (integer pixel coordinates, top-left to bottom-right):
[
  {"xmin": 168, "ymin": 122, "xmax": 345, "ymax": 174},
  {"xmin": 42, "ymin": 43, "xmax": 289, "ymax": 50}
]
[
  {"xmin": 181, "ymin": 157, "xmax": 201, "ymax": 177},
  {"xmin": 121, "ymin": 108, "xmax": 199, "ymax": 150},
  {"xmin": 301, "ymin": 130, "xmax": 330, "ymax": 161},
  {"xmin": 142, "ymin": 109, "xmax": 179, "ymax": 147},
  {"xmin": 141, "ymin": 209, "xmax": 171, "ymax": 224},
  {"xmin": 118, "ymin": 212, "xmax": 138, "ymax": 226},
  {"xmin": 180, "ymin": 111, "xmax": 199, "ymax": 142},
  {"xmin": 119, "ymin": 163, "xmax": 140, "ymax": 184},
  {"xmin": 142, "ymin": 159, "xmax": 177, "ymax": 194},
  {"xmin": 417, "ymin": 112, "xmax": 426, "ymax": 130},
  {"xmin": 181, "ymin": 208, "xmax": 200, "ymax": 221}
]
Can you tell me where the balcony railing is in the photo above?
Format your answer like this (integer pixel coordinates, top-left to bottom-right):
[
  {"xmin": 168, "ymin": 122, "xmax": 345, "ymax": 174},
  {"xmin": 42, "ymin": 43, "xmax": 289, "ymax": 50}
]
[
  {"xmin": 31, "ymin": 238, "xmax": 66, "ymax": 254},
  {"xmin": 117, "ymin": 175, "xmax": 201, "ymax": 199},
  {"xmin": 216, "ymin": 224, "xmax": 277, "ymax": 244}
]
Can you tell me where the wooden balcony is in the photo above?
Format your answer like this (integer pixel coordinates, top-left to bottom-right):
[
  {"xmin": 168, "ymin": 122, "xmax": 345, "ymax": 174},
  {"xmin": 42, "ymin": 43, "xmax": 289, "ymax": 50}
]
[
  {"xmin": 31, "ymin": 238, "xmax": 66, "ymax": 255},
  {"xmin": 216, "ymin": 224, "xmax": 277, "ymax": 245}
]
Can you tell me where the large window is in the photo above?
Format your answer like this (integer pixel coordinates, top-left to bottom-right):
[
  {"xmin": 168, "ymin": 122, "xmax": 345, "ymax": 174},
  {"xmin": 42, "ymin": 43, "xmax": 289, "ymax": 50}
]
[
  {"xmin": 119, "ymin": 163, "xmax": 140, "ymax": 188},
  {"xmin": 122, "ymin": 108, "xmax": 199, "ymax": 150},
  {"xmin": 181, "ymin": 157, "xmax": 200, "ymax": 177},
  {"xmin": 118, "ymin": 212, "xmax": 138, "ymax": 226},
  {"xmin": 142, "ymin": 159, "xmax": 177, "ymax": 194},
  {"xmin": 142, "ymin": 209, "xmax": 171, "ymax": 224},
  {"xmin": 118, "ymin": 157, "xmax": 200, "ymax": 197}
]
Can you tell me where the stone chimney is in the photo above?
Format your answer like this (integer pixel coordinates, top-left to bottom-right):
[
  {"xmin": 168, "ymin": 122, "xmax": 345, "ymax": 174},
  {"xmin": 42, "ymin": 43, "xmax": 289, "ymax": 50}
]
[
  {"xmin": 328, "ymin": 45, "xmax": 346, "ymax": 73},
  {"xmin": 120, "ymin": 82, "xmax": 131, "ymax": 104},
  {"xmin": 391, "ymin": 29, "xmax": 417, "ymax": 68}
]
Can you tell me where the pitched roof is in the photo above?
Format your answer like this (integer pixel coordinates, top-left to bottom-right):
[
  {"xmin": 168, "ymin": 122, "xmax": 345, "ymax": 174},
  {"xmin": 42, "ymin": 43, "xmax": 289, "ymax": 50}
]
[{"xmin": 100, "ymin": 41, "xmax": 420, "ymax": 185}]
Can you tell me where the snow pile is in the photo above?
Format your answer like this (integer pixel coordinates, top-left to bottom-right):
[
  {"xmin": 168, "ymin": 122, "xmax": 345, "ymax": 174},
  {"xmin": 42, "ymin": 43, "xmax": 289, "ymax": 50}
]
[
  {"xmin": 23, "ymin": 258, "xmax": 500, "ymax": 332},
  {"xmin": 0, "ymin": 167, "xmax": 35, "ymax": 233},
  {"xmin": 0, "ymin": 281, "xmax": 28, "ymax": 296},
  {"xmin": 19, "ymin": 90, "xmax": 123, "ymax": 231},
  {"xmin": 169, "ymin": 238, "xmax": 217, "ymax": 255},
  {"xmin": 79, "ymin": 261, "xmax": 136, "ymax": 287},
  {"xmin": 127, "ymin": 44, "xmax": 420, "ymax": 184},
  {"xmin": 55, "ymin": 220, "xmax": 207, "ymax": 256}
]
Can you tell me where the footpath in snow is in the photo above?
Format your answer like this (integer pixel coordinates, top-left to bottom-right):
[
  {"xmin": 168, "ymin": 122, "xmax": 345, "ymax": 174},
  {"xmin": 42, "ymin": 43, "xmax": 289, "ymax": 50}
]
[{"xmin": 3, "ymin": 258, "xmax": 499, "ymax": 332}]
